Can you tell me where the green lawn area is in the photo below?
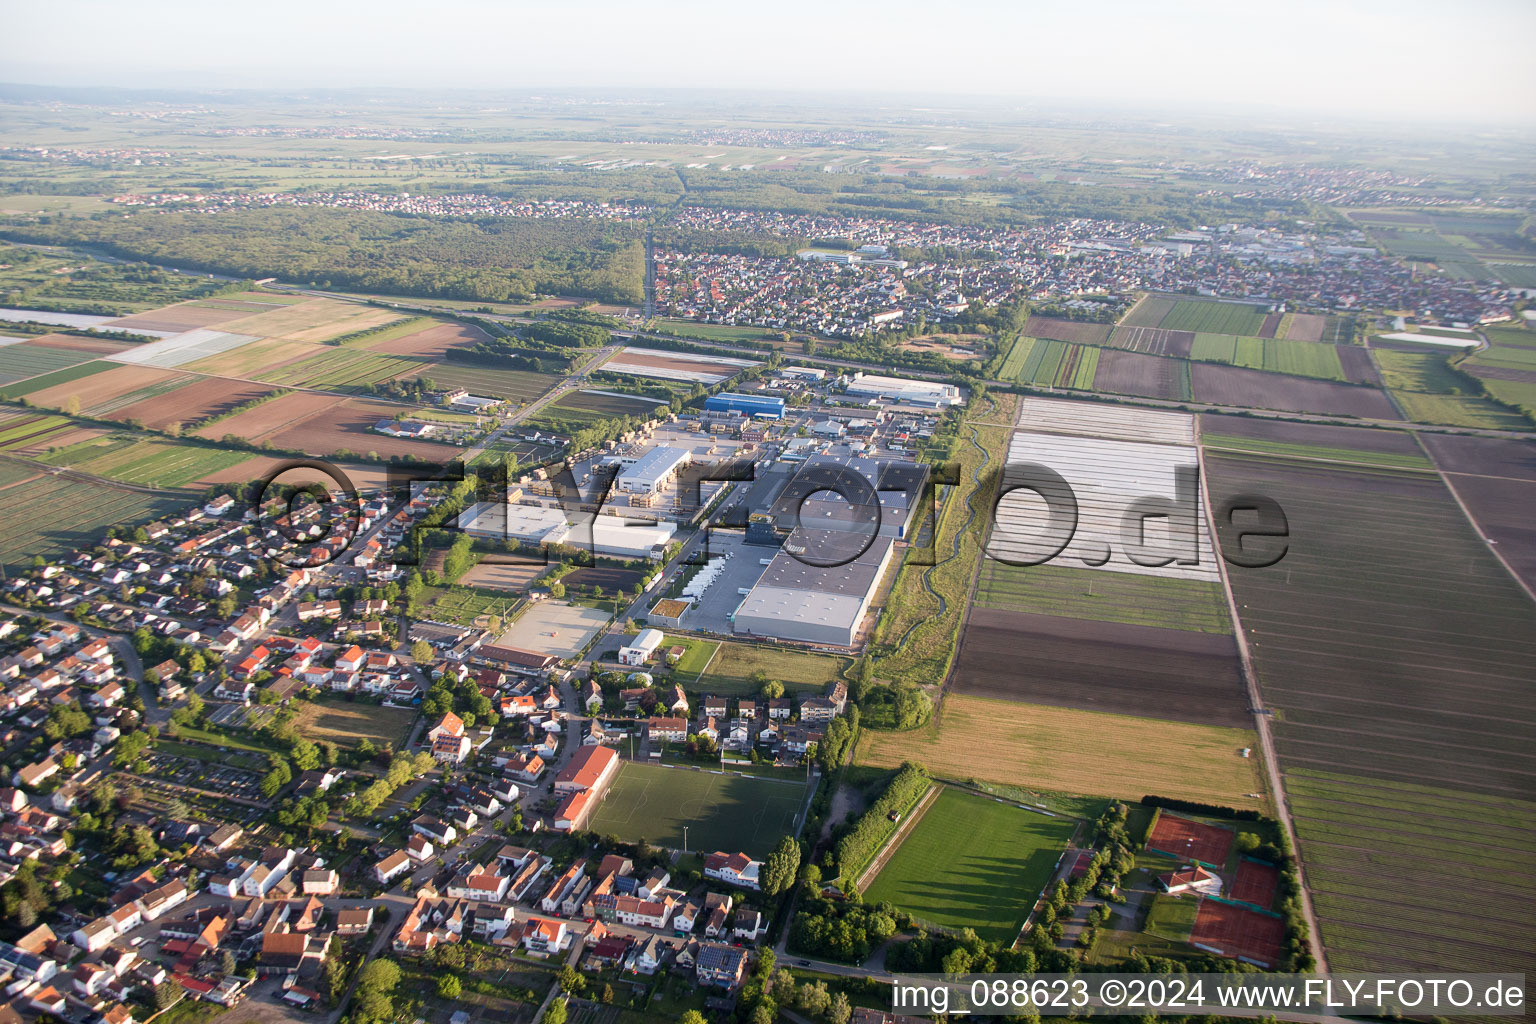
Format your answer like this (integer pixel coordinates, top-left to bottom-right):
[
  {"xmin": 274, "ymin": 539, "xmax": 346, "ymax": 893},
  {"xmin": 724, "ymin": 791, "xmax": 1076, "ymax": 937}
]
[
  {"xmin": 1144, "ymin": 891, "xmax": 1199, "ymax": 942},
  {"xmin": 662, "ymin": 634, "xmax": 719, "ymax": 678},
  {"xmin": 162, "ymin": 724, "xmax": 284, "ymax": 757},
  {"xmin": 584, "ymin": 760, "xmax": 810, "ymax": 858},
  {"xmin": 695, "ymin": 642, "xmax": 848, "ymax": 695},
  {"xmin": 864, "ymin": 786, "xmax": 1078, "ymax": 944},
  {"xmin": 973, "ymin": 562, "xmax": 1234, "ymax": 633}
]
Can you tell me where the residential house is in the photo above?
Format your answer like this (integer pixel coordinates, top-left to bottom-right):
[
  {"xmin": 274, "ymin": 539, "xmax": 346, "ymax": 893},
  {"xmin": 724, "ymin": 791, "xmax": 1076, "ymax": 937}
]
[
  {"xmin": 704, "ymin": 851, "xmax": 761, "ymax": 890},
  {"xmin": 696, "ymin": 942, "xmax": 749, "ymax": 988}
]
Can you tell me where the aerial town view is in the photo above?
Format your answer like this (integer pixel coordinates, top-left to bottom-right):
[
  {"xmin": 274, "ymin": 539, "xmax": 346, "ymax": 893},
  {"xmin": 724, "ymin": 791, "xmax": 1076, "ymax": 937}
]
[{"xmin": 0, "ymin": 2, "xmax": 1531, "ymax": 1024}]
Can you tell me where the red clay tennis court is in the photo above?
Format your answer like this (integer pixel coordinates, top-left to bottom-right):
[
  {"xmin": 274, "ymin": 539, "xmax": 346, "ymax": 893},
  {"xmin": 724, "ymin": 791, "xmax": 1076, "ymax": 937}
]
[
  {"xmin": 1147, "ymin": 813, "xmax": 1234, "ymax": 866},
  {"xmin": 1230, "ymin": 859, "xmax": 1279, "ymax": 909},
  {"xmin": 1191, "ymin": 899, "xmax": 1285, "ymax": 967}
]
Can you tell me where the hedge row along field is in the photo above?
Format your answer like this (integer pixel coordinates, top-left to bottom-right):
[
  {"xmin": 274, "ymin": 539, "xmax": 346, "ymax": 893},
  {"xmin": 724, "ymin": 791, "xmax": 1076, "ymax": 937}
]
[{"xmin": 834, "ymin": 763, "xmax": 931, "ymax": 881}]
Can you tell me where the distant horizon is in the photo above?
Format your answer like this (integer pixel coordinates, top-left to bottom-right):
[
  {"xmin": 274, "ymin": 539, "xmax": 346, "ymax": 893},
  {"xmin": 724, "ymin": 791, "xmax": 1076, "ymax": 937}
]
[
  {"xmin": 4, "ymin": 0, "xmax": 1535, "ymax": 128},
  {"xmin": 2, "ymin": 79, "xmax": 1533, "ymax": 139}
]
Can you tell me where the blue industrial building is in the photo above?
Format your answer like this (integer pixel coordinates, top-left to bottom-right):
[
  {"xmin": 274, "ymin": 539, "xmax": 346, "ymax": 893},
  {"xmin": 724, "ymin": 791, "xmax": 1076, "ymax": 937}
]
[{"xmin": 704, "ymin": 392, "xmax": 786, "ymax": 419}]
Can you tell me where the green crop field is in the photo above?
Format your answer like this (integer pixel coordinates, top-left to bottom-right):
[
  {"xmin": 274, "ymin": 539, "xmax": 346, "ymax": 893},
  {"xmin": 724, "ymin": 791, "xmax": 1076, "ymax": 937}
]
[
  {"xmin": 1370, "ymin": 349, "xmax": 1472, "ymax": 393},
  {"xmin": 661, "ymin": 635, "xmax": 719, "ymax": 677},
  {"xmin": 0, "ymin": 473, "xmax": 185, "ymax": 568},
  {"xmin": 695, "ymin": 642, "xmax": 848, "ymax": 695},
  {"xmin": 1200, "ymin": 433, "xmax": 1434, "ymax": 471},
  {"xmin": 0, "ymin": 359, "xmax": 115, "ymax": 398},
  {"xmin": 973, "ymin": 562, "xmax": 1234, "ymax": 633},
  {"xmin": 1466, "ymin": 326, "xmax": 1536, "ymax": 371},
  {"xmin": 1189, "ymin": 334, "xmax": 1346, "ymax": 380},
  {"xmin": 0, "ymin": 413, "xmax": 77, "ymax": 451},
  {"xmin": 999, "ymin": 337, "xmax": 1100, "ymax": 389},
  {"xmin": 1476, "ymin": 377, "xmax": 1536, "ymax": 420},
  {"xmin": 43, "ymin": 437, "xmax": 252, "ymax": 487},
  {"xmin": 865, "ymin": 787, "xmax": 1078, "ymax": 944},
  {"xmin": 584, "ymin": 760, "xmax": 809, "ymax": 858},
  {"xmin": 1158, "ymin": 300, "xmax": 1269, "ymax": 336},
  {"xmin": 256, "ymin": 346, "xmax": 424, "ymax": 390},
  {"xmin": 1388, "ymin": 390, "xmax": 1530, "ymax": 429},
  {"xmin": 0, "ymin": 344, "xmax": 101, "ymax": 387},
  {"xmin": 1490, "ymin": 264, "xmax": 1536, "ymax": 289},
  {"xmin": 656, "ymin": 319, "xmax": 777, "ymax": 344},
  {"xmin": 411, "ymin": 363, "xmax": 558, "ymax": 403}
]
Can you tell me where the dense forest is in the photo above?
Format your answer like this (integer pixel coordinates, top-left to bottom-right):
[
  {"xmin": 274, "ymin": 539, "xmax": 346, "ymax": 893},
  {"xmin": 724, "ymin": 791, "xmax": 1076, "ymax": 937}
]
[{"xmin": 1, "ymin": 208, "xmax": 646, "ymax": 304}]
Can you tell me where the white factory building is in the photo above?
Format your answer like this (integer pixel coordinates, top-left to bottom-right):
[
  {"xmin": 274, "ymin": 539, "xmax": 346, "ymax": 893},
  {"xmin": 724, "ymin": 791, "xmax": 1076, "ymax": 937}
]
[
  {"xmin": 617, "ymin": 446, "xmax": 691, "ymax": 495},
  {"xmin": 844, "ymin": 372, "xmax": 964, "ymax": 407},
  {"xmin": 732, "ymin": 529, "xmax": 896, "ymax": 647},
  {"xmin": 619, "ymin": 628, "xmax": 665, "ymax": 666},
  {"xmin": 458, "ymin": 503, "xmax": 677, "ymax": 561}
]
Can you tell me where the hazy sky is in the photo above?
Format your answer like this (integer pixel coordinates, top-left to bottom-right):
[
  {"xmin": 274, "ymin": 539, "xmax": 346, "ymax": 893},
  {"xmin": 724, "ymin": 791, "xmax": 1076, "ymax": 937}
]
[{"xmin": 6, "ymin": 0, "xmax": 1536, "ymax": 124}]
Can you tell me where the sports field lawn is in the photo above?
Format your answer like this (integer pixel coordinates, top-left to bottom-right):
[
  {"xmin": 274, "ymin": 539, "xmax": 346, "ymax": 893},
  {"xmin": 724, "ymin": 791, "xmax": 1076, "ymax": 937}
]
[
  {"xmin": 857, "ymin": 695, "xmax": 1266, "ymax": 808},
  {"xmin": 973, "ymin": 562, "xmax": 1233, "ymax": 634},
  {"xmin": 585, "ymin": 760, "xmax": 808, "ymax": 858},
  {"xmin": 661, "ymin": 635, "xmax": 719, "ymax": 677},
  {"xmin": 695, "ymin": 642, "xmax": 849, "ymax": 695},
  {"xmin": 865, "ymin": 787, "xmax": 1077, "ymax": 943},
  {"xmin": 292, "ymin": 697, "xmax": 417, "ymax": 750}
]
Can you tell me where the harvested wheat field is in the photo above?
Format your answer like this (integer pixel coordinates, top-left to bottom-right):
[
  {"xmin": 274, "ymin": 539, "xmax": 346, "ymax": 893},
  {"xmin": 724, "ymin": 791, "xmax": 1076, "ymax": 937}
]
[
  {"xmin": 182, "ymin": 338, "xmax": 318, "ymax": 378},
  {"xmin": 856, "ymin": 694, "xmax": 1266, "ymax": 808},
  {"xmin": 362, "ymin": 320, "xmax": 491, "ymax": 358},
  {"xmin": 106, "ymin": 302, "xmax": 259, "ymax": 333},
  {"xmin": 215, "ymin": 299, "xmax": 403, "ymax": 343},
  {"xmin": 20, "ymin": 333, "xmax": 139, "ymax": 355}
]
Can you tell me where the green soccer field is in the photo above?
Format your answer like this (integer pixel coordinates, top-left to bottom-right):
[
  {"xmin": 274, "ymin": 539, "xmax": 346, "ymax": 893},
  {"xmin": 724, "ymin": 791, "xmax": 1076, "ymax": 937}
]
[
  {"xmin": 585, "ymin": 760, "xmax": 810, "ymax": 858},
  {"xmin": 865, "ymin": 787, "xmax": 1079, "ymax": 944}
]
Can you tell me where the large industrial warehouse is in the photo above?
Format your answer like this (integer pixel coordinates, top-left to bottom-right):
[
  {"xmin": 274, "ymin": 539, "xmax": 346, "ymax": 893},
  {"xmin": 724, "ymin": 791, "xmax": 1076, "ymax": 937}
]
[
  {"xmin": 732, "ymin": 528, "xmax": 897, "ymax": 647},
  {"xmin": 843, "ymin": 372, "xmax": 965, "ymax": 407},
  {"xmin": 617, "ymin": 446, "xmax": 691, "ymax": 495},
  {"xmin": 458, "ymin": 502, "xmax": 677, "ymax": 560},
  {"xmin": 704, "ymin": 392, "xmax": 786, "ymax": 419}
]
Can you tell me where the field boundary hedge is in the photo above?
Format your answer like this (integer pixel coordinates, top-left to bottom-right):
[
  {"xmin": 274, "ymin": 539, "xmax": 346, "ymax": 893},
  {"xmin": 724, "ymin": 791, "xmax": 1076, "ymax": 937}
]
[
  {"xmin": 1141, "ymin": 794, "xmax": 1261, "ymax": 821},
  {"xmin": 834, "ymin": 762, "xmax": 929, "ymax": 883}
]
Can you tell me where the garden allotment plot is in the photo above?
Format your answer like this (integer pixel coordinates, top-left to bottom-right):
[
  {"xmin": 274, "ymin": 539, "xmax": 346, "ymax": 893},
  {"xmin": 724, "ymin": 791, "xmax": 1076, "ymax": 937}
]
[{"xmin": 584, "ymin": 761, "xmax": 807, "ymax": 859}]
